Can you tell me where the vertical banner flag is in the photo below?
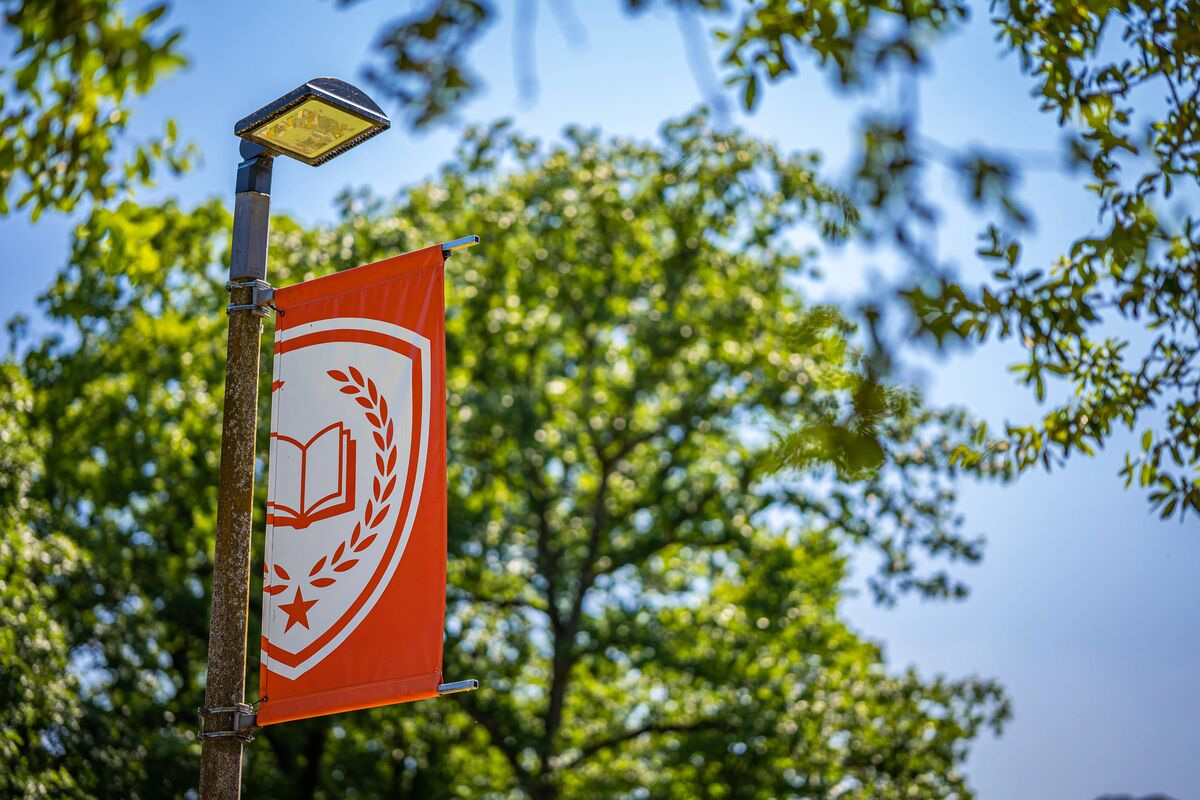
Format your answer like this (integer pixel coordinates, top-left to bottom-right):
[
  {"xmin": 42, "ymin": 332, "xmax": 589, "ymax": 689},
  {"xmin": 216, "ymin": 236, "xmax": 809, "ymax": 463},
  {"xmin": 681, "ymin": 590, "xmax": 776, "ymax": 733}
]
[{"xmin": 257, "ymin": 245, "xmax": 447, "ymax": 726}]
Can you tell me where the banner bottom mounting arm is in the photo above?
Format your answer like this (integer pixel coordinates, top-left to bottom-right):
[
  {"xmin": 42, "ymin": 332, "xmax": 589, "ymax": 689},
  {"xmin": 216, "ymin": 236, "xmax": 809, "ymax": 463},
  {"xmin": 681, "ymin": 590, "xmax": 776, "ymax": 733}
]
[{"xmin": 438, "ymin": 679, "xmax": 479, "ymax": 696}]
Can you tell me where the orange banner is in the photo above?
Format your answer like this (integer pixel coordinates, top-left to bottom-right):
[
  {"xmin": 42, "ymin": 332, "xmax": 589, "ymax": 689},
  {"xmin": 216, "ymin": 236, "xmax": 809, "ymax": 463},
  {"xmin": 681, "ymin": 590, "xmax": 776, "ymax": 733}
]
[{"xmin": 257, "ymin": 245, "xmax": 447, "ymax": 726}]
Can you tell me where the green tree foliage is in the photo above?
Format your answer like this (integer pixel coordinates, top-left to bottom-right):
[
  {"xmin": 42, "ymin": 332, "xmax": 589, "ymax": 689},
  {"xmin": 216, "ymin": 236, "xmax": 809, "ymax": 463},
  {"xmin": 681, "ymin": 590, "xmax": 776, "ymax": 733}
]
[
  {"xmin": 8, "ymin": 116, "xmax": 1007, "ymax": 798},
  {"xmin": 904, "ymin": 2, "xmax": 1200, "ymax": 520},
  {"xmin": 0, "ymin": 365, "xmax": 84, "ymax": 799},
  {"xmin": 0, "ymin": 0, "xmax": 191, "ymax": 218},
  {"xmin": 13, "ymin": 198, "xmax": 231, "ymax": 798},
  {"xmin": 353, "ymin": 0, "xmax": 1200, "ymax": 519},
  {"xmin": 8, "ymin": 0, "xmax": 1194, "ymax": 511},
  {"xmin": 357, "ymin": 0, "xmax": 493, "ymax": 128}
]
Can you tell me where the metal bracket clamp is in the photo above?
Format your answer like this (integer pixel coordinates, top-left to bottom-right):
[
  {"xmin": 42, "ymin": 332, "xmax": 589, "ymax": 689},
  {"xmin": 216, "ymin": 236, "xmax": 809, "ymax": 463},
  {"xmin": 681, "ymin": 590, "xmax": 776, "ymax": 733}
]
[
  {"xmin": 226, "ymin": 278, "xmax": 276, "ymax": 318},
  {"xmin": 198, "ymin": 703, "xmax": 258, "ymax": 743}
]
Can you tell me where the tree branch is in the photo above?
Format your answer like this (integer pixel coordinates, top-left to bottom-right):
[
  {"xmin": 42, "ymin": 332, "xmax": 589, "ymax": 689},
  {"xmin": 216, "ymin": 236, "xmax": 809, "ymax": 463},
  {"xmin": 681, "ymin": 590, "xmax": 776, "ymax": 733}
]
[
  {"xmin": 541, "ymin": 452, "xmax": 611, "ymax": 766},
  {"xmin": 560, "ymin": 718, "xmax": 727, "ymax": 771},
  {"xmin": 453, "ymin": 693, "xmax": 534, "ymax": 790}
]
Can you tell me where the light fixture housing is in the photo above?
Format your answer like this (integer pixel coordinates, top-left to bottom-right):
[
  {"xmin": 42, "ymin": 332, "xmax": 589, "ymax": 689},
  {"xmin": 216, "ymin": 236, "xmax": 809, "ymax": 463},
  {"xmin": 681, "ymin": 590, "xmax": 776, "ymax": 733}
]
[{"xmin": 234, "ymin": 77, "xmax": 390, "ymax": 167}]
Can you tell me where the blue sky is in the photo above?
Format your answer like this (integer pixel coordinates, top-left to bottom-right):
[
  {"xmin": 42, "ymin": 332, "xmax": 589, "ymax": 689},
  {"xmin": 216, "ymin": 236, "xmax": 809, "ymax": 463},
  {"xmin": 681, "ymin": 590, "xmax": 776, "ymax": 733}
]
[{"xmin": 2, "ymin": 2, "xmax": 1197, "ymax": 797}]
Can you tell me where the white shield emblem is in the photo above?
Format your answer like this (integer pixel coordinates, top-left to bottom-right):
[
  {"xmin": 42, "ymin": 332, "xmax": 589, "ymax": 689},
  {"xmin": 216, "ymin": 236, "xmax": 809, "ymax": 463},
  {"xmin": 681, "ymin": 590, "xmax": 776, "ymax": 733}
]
[{"xmin": 261, "ymin": 317, "xmax": 430, "ymax": 680}]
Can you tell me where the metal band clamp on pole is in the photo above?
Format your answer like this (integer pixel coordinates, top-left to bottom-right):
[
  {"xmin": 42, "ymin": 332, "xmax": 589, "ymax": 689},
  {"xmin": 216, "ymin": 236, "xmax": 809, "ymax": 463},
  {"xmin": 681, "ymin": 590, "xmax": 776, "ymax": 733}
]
[
  {"xmin": 198, "ymin": 703, "xmax": 258, "ymax": 743},
  {"xmin": 225, "ymin": 278, "xmax": 275, "ymax": 317}
]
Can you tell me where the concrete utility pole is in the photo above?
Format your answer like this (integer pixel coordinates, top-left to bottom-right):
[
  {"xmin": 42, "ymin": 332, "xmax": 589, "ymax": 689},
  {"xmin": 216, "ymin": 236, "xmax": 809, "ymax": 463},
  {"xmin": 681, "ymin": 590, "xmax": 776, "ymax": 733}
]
[
  {"xmin": 199, "ymin": 143, "xmax": 273, "ymax": 800},
  {"xmin": 197, "ymin": 76, "xmax": 392, "ymax": 799}
]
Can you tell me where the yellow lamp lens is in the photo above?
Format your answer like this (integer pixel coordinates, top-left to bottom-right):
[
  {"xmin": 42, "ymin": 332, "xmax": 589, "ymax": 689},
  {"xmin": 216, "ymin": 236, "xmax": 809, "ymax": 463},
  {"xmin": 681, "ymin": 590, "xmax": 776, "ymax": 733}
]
[{"xmin": 252, "ymin": 99, "xmax": 374, "ymax": 159}]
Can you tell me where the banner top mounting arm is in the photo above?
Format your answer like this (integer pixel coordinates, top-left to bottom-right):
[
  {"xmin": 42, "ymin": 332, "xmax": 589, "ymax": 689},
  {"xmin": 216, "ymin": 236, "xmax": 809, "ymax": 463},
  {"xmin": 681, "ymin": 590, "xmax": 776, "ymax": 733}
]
[{"xmin": 442, "ymin": 235, "xmax": 480, "ymax": 258}]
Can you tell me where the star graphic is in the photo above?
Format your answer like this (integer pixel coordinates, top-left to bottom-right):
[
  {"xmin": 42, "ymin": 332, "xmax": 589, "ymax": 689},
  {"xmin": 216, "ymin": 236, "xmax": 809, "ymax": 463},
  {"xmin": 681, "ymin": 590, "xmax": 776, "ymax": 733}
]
[{"xmin": 279, "ymin": 586, "xmax": 318, "ymax": 633}]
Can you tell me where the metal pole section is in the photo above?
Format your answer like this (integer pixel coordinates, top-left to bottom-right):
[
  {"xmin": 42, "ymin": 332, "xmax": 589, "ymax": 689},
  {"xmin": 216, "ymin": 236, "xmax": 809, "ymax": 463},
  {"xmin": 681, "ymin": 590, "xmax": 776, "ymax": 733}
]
[{"xmin": 199, "ymin": 144, "xmax": 273, "ymax": 800}]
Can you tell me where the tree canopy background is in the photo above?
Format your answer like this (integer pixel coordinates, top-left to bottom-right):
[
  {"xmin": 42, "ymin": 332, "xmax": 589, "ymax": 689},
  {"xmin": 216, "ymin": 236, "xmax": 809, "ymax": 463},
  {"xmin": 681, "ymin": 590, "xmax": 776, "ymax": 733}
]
[{"xmin": 6, "ymin": 115, "xmax": 1011, "ymax": 798}]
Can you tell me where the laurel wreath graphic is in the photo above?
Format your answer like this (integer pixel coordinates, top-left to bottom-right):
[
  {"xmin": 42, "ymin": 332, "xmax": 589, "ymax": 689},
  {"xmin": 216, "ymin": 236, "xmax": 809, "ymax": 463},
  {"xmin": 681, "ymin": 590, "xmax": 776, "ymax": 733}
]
[{"xmin": 264, "ymin": 365, "xmax": 398, "ymax": 601}]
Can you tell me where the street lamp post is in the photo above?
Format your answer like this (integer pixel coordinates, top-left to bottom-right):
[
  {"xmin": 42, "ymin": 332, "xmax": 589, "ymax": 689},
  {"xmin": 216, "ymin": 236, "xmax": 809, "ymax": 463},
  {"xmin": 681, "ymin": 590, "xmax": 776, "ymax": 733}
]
[{"xmin": 199, "ymin": 78, "xmax": 390, "ymax": 800}]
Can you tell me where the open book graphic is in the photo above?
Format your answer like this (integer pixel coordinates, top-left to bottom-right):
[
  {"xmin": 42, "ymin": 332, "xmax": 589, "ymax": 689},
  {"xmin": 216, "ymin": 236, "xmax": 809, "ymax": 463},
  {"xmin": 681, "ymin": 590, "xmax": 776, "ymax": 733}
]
[{"xmin": 269, "ymin": 422, "xmax": 357, "ymax": 529}]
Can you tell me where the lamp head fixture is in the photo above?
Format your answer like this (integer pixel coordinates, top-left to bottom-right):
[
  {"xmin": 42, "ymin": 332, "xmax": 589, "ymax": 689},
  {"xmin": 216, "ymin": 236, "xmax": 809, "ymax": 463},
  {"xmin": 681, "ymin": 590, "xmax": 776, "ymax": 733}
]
[{"xmin": 234, "ymin": 77, "xmax": 390, "ymax": 166}]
